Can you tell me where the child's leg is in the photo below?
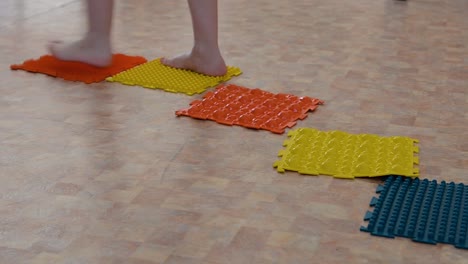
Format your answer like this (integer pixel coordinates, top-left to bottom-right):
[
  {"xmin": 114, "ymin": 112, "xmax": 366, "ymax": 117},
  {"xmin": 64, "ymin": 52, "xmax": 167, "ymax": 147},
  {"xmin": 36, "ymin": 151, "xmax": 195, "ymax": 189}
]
[
  {"xmin": 162, "ymin": 0, "xmax": 227, "ymax": 76},
  {"xmin": 48, "ymin": 0, "xmax": 114, "ymax": 67}
]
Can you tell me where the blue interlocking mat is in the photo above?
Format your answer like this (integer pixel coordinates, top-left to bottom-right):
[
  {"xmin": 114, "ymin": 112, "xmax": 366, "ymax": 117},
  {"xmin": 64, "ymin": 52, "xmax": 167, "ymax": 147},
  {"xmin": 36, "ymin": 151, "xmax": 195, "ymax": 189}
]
[{"xmin": 361, "ymin": 176, "xmax": 468, "ymax": 249}]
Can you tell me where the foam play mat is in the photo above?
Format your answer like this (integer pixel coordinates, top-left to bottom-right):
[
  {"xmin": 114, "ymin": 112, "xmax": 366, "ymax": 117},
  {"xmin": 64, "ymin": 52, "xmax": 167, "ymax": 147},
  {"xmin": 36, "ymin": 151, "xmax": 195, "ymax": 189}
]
[
  {"xmin": 175, "ymin": 84, "xmax": 324, "ymax": 133},
  {"xmin": 10, "ymin": 54, "xmax": 147, "ymax": 84},
  {"xmin": 273, "ymin": 128, "xmax": 419, "ymax": 178},
  {"xmin": 361, "ymin": 176, "xmax": 468, "ymax": 249},
  {"xmin": 106, "ymin": 58, "xmax": 242, "ymax": 95}
]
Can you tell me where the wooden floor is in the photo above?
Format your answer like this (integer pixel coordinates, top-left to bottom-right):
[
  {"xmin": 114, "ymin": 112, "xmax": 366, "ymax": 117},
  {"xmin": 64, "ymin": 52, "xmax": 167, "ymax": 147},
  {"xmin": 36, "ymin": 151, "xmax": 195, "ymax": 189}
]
[{"xmin": 1, "ymin": 0, "xmax": 467, "ymax": 263}]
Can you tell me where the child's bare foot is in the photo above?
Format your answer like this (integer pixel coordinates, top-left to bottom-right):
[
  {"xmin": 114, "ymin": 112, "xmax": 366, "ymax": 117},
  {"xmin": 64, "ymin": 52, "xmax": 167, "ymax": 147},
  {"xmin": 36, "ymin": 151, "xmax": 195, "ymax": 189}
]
[
  {"xmin": 162, "ymin": 47, "xmax": 227, "ymax": 76},
  {"xmin": 48, "ymin": 36, "xmax": 112, "ymax": 67}
]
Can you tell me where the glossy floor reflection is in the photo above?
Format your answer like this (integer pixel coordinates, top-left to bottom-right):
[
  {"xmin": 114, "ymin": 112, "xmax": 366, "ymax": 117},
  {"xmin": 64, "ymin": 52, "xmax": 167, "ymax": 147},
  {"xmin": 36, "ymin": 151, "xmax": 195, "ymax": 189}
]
[{"xmin": 1, "ymin": 0, "xmax": 467, "ymax": 263}]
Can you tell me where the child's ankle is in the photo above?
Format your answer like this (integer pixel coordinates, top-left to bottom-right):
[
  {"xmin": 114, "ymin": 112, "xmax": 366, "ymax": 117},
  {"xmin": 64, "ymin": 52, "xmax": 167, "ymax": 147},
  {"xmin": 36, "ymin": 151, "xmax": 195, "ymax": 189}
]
[
  {"xmin": 85, "ymin": 32, "xmax": 111, "ymax": 46},
  {"xmin": 192, "ymin": 43, "xmax": 221, "ymax": 57}
]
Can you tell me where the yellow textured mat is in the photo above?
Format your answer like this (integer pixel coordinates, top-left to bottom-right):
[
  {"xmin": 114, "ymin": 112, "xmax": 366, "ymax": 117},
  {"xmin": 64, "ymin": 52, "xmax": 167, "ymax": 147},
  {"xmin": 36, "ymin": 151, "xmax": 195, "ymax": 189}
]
[
  {"xmin": 106, "ymin": 58, "xmax": 242, "ymax": 95},
  {"xmin": 273, "ymin": 128, "xmax": 419, "ymax": 178}
]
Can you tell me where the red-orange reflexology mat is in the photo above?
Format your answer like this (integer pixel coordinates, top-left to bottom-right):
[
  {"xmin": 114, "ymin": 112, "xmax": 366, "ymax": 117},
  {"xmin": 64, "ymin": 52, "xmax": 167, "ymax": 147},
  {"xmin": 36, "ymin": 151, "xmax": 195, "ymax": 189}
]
[
  {"xmin": 10, "ymin": 54, "xmax": 147, "ymax": 84},
  {"xmin": 176, "ymin": 84, "xmax": 324, "ymax": 134}
]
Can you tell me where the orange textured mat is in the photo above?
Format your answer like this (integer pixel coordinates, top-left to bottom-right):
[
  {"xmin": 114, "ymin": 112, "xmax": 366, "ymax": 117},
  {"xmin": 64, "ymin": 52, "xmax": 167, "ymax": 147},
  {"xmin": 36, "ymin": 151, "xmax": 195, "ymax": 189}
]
[
  {"xmin": 10, "ymin": 54, "xmax": 147, "ymax": 84},
  {"xmin": 176, "ymin": 84, "xmax": 324, "ymax": 134}
]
